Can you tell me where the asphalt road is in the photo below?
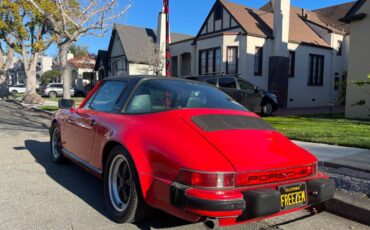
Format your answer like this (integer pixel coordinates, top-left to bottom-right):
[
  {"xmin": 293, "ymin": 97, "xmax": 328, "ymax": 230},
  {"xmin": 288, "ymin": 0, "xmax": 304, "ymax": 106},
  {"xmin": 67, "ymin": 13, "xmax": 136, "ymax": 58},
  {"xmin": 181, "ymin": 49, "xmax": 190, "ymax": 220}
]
[{"xmin": 0, "ymin": 100, "xmax": 369, "ymax": 230}]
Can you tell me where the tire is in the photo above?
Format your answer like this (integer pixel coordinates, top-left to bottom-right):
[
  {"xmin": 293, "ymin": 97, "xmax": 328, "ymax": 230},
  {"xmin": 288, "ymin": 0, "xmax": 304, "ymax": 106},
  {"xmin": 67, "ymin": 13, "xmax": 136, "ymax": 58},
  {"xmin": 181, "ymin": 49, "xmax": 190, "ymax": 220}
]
[
  {"xmin": 11, "ymin": 90, "xmax": 18, "ymax": 95},
  {"xmin": 50, "ymin": 123, "xmax": 66, "ymax": 164},
  {"xmin": 261, "ymin": 101, "xmax": 274, "ymax": 116},
  {"xmin": 48, "ymin": 91, "xmax": 57, "ymax": 98},
  {"xmin": 104, "ymin": 146, "xmax": 151, "ymax": 223}
]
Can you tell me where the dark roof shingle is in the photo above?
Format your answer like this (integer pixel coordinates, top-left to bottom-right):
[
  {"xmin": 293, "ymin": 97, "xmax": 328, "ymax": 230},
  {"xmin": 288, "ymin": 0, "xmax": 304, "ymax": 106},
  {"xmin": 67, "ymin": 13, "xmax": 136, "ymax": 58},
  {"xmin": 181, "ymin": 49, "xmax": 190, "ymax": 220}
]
[{"xmin": 114, "ymin": 24, "xmax": 192, "ymax": 64}]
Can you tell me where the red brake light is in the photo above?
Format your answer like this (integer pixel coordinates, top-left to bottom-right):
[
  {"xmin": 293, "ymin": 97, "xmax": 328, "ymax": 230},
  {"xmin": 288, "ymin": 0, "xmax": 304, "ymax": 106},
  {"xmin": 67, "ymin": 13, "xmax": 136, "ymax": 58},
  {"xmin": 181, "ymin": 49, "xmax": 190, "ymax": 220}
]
[
  {"xmin": 235, "ymin": 164, "xmax": 317, "ymax": 186},
  {"xmin": 176, "ymin": 169, "xmax": 235, "ymax": 188}
]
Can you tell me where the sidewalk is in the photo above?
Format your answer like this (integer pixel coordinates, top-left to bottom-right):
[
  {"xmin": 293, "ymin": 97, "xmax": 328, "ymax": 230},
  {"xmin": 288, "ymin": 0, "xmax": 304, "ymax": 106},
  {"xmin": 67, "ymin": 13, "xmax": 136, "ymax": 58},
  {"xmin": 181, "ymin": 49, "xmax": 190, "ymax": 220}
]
[{"xmin": 294, "ymin": 141, "xmax": 370, "ymax": 173}]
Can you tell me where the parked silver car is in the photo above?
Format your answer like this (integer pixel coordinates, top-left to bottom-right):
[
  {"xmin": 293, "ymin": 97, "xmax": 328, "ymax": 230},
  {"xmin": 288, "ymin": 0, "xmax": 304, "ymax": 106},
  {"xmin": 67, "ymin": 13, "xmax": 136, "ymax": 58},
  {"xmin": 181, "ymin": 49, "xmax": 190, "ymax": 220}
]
[
  {"xmin": 37, "ymin": 83, "xmax": 75, "ymax": 98},
  {"xmin": 9, "ymin": 85, "xmax": 26, "ymax": 95}
]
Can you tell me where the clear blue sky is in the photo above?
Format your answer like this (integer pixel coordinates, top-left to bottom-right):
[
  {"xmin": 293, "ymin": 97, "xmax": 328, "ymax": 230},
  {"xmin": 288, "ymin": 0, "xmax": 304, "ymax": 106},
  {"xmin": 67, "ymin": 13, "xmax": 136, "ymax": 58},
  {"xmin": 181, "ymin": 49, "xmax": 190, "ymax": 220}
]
[{"xmin": 46, "ymin": 0, "xmax": 354, "ymax": 57}]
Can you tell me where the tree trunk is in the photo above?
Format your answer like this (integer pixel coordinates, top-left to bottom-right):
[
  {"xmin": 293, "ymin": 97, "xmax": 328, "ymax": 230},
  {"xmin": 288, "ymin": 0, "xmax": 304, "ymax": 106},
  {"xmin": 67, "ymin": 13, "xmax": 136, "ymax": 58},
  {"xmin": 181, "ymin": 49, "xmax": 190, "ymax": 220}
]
[
  {"xmin": 59, "ymin": 44, "xmax": 72, "ymax": 99},
  {"xmin": 22, "ymin": 52, "xmax": 44, "ymax": 104},
  {"xmin": 0, "ymin": 70, "xmax": 9, "ymax": 100},
  {"xmin": 0, "ymin": 44, "xmax": 14, "ymax": 100}
]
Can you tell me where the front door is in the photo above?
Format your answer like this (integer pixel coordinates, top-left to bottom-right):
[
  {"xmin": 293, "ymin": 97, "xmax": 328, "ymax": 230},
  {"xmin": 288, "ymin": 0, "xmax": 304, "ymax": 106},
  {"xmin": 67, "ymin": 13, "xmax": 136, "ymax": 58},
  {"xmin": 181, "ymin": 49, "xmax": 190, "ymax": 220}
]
[
  {"xmin": 62, "ymin": 108, "xmax": 97, "ymax": 163},
  {"xmin": 237, "ymin": 79, "xmax": 263, "ymax": 112},
  {"xmin": 218, "ymin": 77, "xmax": 243, "ymax": 103}
]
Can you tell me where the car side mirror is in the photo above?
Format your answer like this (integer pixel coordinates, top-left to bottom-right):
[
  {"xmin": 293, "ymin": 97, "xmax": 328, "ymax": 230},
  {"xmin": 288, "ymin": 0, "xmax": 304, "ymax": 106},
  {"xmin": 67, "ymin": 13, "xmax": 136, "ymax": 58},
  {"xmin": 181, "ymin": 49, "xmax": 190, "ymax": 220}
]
[
  {"xmin": 255, "ymin": 88, "xmax": 260, "ymax": 93},
  {"xmin": 58, "ymin": 99, "xmax": 75, "ymax": 109}
]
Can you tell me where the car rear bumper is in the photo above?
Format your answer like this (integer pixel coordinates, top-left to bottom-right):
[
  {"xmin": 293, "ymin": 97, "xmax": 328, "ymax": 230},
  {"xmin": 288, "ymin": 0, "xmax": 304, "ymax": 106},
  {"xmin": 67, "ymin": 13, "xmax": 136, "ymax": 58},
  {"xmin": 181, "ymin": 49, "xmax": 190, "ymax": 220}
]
[{"xmin": 169, "ymin": 174, "xmax": 335, "ymax": 226}]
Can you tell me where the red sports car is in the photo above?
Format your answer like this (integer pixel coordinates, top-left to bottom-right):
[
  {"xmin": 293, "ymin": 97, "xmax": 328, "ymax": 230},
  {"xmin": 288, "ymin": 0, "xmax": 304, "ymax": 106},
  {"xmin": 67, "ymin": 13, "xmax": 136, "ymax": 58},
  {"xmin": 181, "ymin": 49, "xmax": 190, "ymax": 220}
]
[{"xmin": 50, "ymin": 76, "xmax": 335, "ymax": 228}]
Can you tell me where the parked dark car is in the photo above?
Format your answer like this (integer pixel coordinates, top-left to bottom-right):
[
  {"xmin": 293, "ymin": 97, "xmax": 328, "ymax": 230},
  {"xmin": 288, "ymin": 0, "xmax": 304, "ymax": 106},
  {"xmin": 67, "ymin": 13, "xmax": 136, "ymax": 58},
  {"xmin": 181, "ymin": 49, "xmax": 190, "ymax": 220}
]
[{"xmin": 187, "ymin": 75, "xmax": 278, "ymax": 116}]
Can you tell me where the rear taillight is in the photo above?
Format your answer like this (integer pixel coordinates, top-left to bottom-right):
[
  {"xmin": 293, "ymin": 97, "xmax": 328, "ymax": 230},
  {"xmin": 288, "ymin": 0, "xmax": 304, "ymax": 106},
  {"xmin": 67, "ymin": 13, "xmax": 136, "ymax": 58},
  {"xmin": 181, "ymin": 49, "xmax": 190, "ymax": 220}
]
[
  {"xmin": 176, "ymin": 169, "xmax": 235, "ymax": 188},
  {"xmin": 235, "ymin": 163, "xmax": 317, "ymax": 186}
]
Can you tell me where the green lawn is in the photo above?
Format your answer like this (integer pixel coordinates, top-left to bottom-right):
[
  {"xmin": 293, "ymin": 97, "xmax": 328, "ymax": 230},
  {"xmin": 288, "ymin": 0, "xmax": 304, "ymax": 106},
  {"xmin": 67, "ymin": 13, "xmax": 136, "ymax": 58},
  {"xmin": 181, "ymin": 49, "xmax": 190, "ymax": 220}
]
[
  {"xmin": 46, "ymin": 97, "xmax": 85, "ymax": 104},
  {"xmin": 264, "ymin": 114, "xmax": 370, "ymax": 149},
  {"xmin": 39, "ymin": 105, "xmax": 59, "ymax": 112}
]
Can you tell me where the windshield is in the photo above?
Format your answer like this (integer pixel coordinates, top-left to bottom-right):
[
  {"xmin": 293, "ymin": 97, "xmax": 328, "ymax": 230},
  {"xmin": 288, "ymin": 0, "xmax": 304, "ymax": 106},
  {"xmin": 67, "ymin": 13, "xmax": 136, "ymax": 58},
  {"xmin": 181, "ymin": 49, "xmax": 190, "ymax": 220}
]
[{"xmin": 125, "ymin": 79, "xmax": 247, "ymax": 114}]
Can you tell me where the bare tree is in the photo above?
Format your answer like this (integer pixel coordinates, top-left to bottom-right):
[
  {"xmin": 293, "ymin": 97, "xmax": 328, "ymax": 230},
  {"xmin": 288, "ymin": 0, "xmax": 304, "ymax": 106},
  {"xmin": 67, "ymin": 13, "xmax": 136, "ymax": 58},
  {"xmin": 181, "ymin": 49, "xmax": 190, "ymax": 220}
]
[
  {"xmin": 148, "ymin": 44, "xmax": 166, "ymax": 76},
  {"xmin": 0, "ymin": 39, "xmax": 14, "ymax": 100},
  {"xmin": 28, "ymin": 0, "xmax": 131, "ymax": 99}
]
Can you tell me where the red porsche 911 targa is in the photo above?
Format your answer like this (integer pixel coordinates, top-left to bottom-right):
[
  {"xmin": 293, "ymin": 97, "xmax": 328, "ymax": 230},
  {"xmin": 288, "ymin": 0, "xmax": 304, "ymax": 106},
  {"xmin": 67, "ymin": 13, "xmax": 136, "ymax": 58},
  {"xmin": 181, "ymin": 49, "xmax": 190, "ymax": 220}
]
[{"xmin": 50, "ymin": 76, "xmax": 335, "ymax": 228}]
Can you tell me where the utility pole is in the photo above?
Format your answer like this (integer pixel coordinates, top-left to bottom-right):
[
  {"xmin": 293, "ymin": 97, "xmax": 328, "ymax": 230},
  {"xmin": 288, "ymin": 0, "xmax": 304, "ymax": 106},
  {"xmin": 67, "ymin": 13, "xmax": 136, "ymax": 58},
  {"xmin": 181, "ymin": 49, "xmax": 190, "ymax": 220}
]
[{"xmin": 163, "ymin": 0, "xmax": 170, "ymax": 76}]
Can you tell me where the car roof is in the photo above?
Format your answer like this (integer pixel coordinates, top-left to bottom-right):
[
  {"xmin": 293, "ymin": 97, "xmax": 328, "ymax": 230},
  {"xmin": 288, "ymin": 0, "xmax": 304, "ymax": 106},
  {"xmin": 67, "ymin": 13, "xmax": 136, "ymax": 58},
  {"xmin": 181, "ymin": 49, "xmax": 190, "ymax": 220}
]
[{"xmin": 103, "ymin": 75, "xmax": 208, "ymax": 85}]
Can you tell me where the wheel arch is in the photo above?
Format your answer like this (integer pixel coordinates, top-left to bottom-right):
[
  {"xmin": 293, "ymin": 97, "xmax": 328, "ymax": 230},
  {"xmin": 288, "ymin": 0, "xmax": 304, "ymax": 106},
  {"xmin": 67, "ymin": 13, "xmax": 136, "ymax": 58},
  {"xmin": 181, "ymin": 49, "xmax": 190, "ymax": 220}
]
[
  {"xmin": 50, "ymin": 119, "xmax": 59, "ymax": 135},
  {"xmin": 101, "ymin": 140, "xmax": 152, "ymax": 200},
  {"xmin": 261, "ymin": 96, "xmax": 278, "ymax": 111}
]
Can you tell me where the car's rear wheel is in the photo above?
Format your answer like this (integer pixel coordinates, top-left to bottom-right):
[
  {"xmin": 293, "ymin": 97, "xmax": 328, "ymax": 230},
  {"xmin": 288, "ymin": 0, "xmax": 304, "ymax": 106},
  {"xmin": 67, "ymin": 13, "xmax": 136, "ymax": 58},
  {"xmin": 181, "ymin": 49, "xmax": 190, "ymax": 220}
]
[
  {"xmin": 48, "ymin": 91, "xmax": 57, "ymax": 98},
  {"xmin": 11, "ymin": 90, "xmax": 18, "ymax": 95},
  {"xmin": 50, "ymin": 123, "xmax": 65, "ymax": 163},
  {"xmin": 261, "ymin": 101, "xmax": 274, "ymax": 116},
  {"xmin": 104, "ymin": 146, "xmax": 151, "ymax": 223}
]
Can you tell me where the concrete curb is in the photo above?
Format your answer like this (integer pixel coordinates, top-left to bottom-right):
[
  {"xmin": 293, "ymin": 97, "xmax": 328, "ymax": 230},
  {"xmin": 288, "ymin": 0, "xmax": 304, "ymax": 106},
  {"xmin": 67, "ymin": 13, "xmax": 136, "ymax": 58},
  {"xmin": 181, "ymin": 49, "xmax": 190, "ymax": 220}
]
[
  {"xmin": 6, "ymin": 99, "xmax": 53, "ymax": 116},
  {"xmin": 325, "ymin": 191, "xmax": 370, "ymax": 226},
  {"xmin": 321, "ymin": 161, "xmax": 370, "ymax": 174}
]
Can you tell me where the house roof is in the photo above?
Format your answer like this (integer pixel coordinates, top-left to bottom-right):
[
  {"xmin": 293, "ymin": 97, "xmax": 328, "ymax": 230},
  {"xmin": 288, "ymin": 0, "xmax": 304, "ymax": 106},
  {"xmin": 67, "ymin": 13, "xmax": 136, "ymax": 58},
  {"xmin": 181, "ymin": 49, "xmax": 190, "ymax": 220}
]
[
  {"xmin": 112, "ymin": 24, "xmax": 193, "ymax": 64},
  {"xmin": 68, "ymin": 56, "xmax": 95, "ymax": 69},
  {"xmin": 260, "ymin": 1, "xmax": 355, "ymax": 34},
  {"xmin": 312, "ymin": 2, "xmax": 355, "ymax": 32},
  {"xmin": 220, "ymin": 0, "xmax": 330, "ymax": 48},
  {"xmin": 340, "ymin": 0, "xmax": 368, "ymax": 23}
]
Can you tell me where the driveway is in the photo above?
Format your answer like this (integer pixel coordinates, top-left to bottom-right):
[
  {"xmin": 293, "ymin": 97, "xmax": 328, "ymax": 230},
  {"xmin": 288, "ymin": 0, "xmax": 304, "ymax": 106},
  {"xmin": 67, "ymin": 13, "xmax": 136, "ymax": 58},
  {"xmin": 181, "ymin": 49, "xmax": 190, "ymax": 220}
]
[{"xmin": 0, "ymin": 101, "xmax": 368, "ymax": 230}]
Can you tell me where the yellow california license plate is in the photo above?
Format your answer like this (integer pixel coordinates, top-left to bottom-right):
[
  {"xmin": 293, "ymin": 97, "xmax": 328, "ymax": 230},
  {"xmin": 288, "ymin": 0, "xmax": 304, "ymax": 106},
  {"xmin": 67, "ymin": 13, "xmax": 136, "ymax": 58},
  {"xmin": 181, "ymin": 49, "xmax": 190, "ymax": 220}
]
[{"xmin": 279, "ymin": 183, "xmax": 307, "ymax": 210}]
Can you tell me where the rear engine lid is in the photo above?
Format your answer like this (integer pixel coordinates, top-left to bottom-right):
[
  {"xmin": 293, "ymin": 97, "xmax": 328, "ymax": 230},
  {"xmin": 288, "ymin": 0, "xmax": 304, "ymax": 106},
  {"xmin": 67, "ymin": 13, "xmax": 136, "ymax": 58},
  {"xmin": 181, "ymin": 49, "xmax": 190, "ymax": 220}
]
[{"xmin": 182, "ymin": 113, "xmax": 317, "ymax": 174}]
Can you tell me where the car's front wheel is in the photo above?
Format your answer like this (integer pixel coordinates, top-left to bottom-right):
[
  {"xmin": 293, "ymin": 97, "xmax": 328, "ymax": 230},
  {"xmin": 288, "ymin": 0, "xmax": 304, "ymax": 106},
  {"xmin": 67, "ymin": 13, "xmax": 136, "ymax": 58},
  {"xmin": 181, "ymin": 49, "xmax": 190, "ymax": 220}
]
[
  {"xmin": 104, "ymin": 146, "xmax": 151, "ymax": 223},
  {"xmin": 11, "ymin": 90, "xmax": 18, "ymax": 95},
  {"xmin": 261, "ymin": 101, "xmax": 274, "ymax": 116},
  {"xmin": 50, "ymin": 123, "xmax": 66, "ymax": 163}
]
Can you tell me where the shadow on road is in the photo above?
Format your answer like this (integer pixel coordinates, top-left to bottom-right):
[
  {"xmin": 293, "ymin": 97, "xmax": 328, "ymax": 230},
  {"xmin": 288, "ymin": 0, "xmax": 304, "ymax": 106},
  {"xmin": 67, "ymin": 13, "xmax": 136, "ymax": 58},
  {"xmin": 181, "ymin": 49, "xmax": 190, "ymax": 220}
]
[{"xmin": 24, "ymin": 140, "xmax": 190, "ymax": 229}]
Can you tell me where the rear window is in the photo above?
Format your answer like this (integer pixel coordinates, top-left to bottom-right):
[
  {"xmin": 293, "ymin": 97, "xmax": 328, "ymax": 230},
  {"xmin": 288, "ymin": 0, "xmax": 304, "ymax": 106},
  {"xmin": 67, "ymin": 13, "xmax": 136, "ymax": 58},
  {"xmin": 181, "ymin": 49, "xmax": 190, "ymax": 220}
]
[
  {"xmin": 219, "ymin": 77, "xmax": 237, "ymax": 89},
  {"xmin": 205, "ymin": 78, "xmax": 217, "ymax": 85},
  {"xmin": 125, "ymin": 79, "xmax": 246, "ymax": 114}
]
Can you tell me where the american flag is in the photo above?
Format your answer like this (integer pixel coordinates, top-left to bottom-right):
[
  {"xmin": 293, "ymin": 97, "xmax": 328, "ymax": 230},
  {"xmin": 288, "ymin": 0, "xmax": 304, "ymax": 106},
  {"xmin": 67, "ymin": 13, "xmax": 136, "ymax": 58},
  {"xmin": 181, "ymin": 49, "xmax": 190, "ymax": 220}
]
[{"xmin": 163, "ymin": 0, "xmax": 170, "ymax": 77}]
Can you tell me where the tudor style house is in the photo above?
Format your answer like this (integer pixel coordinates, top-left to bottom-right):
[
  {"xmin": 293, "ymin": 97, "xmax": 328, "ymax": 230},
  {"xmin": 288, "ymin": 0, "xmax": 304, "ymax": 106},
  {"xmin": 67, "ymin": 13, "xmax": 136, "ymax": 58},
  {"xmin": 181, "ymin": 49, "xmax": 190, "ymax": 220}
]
[{"xmin": 170, "ymin": 0, "xmax": 354, "ymax": 108}]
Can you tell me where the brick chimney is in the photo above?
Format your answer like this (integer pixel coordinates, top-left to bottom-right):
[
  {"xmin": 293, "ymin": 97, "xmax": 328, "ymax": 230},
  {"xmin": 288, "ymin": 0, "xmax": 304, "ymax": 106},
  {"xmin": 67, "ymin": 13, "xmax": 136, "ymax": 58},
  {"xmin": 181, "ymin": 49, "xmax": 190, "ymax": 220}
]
[
  {"xmin": 268, "ymin": 0, "xmax": 291, "ymax": 108},
  {"xmin": 157, "ymin": 9, "xmax": 166, "ymax": 76}
]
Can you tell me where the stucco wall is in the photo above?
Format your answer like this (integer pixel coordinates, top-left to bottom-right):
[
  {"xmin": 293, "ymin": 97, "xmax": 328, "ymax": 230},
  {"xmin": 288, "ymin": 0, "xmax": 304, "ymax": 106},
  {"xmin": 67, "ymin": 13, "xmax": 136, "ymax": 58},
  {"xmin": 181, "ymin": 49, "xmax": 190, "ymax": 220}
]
[
  {"xmin": 286, "ymin": 43, "xmax": 334, "ymax": 108},
  {"xmin": 345, "ymin": 1, "xmax": 370, "ymax": 119},
  {"xmin": 128, "ymin": 63, "xmax": 154, "ymax": 75}
]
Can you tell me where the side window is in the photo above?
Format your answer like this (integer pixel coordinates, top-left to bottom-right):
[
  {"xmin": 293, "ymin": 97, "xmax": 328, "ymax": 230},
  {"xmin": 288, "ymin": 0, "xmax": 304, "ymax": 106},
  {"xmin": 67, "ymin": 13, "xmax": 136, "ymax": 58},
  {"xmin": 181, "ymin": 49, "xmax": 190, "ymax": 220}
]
[
  {"xmin": 238, "ymin": 80, "xmax": 255, "ymax": 91},
  {"xmin": 88, "ymin": 81, "xmax": 126, "ymax": 112},
  {"xmin": 219, "ymin": 77, "xmax": 237, "ymax": 89},
  {"xmin": 205, "ymin": 78, "xmax": 217, "ymax": 85}
]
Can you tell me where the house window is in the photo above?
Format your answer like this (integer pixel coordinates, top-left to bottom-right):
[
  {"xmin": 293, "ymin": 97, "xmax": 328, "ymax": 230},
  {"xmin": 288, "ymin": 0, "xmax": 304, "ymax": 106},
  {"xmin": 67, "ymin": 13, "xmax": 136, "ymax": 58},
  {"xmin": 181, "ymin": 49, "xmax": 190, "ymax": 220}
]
[
  {"xmin": 226, "ymin": 47, "xmax": 238, "ymax": 74},
  {"xmin": 199, "ymin": 47, "xmax": 221, "ymax": 75},
  {"xmin": 112, "ymin": 58, "xmax": 126, "ymax": 76},
  {"xmin": 337, "ymin": 40, "xmax": 343, "ymax": 56},
  {"xmin": 289, "ymin": 51, "xmax": 295, "ymax": 77},
  {"xmin": 308, "ymin": 54, "xmax": 325, "ymax": 86},
  {"xmin": 254, "ymin": 47, "xmax": 263, "ymax": 76},
  {"xmin": 334, "ymin": 76, "xmax": 340, "ymax": 90}
]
